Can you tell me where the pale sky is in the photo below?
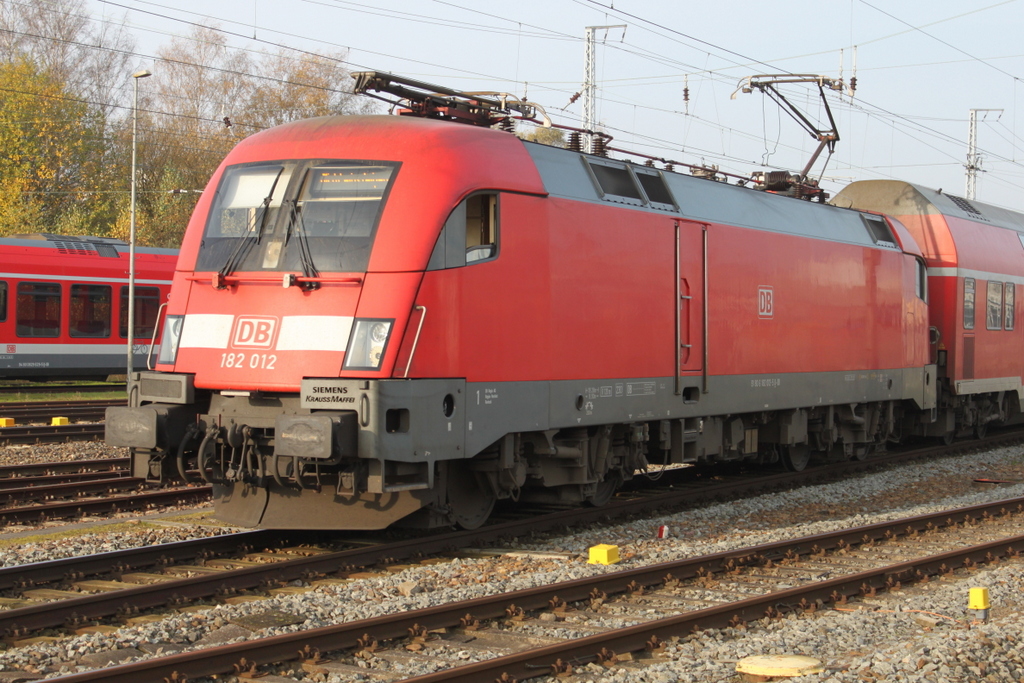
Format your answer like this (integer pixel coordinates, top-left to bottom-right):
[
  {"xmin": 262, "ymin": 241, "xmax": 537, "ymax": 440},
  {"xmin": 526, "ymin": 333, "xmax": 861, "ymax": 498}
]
[{"xmin": 88, "ymin": 0, "xmax": 1024, "ymax": 210}]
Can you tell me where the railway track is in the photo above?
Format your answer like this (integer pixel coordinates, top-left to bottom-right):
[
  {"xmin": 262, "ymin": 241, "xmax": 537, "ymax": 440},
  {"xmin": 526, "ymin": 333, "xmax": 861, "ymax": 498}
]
[
  {"xmin": 0, "ymin": 430, "xmax": 1016, "ymax": 640},
  {"xmin": 0, "ymin": 457, "xmax": 130, "ymax": 479},
  {"xmin": 0, "ymin": 399, "xmax": 121, "ymax": 423},
  {"xmin": 0, "ymin": 424, "xmax": 105, "ymax": 446},
  {"xmin": 34, "ymin": 495, "xmax": 1024, "ymax": 682},
  {"xmin": 0, "ymin": 455, "xmax": 207, "ymax": 524},
  {"xmin": 0, "ymin": 484, "xmax": 210, "ymax": 526}
]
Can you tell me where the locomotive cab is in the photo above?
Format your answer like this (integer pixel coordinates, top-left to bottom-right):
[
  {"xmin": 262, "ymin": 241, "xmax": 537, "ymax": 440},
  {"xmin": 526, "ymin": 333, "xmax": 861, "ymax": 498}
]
[{"xmin": 107, "ymin": 115, "xmax": 551, "ymax": 530}]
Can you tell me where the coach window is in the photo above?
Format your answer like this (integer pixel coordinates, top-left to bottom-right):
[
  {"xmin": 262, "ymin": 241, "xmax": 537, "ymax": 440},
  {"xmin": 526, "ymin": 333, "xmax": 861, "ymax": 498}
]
[
  {"xmin": 0, "ymin": 282, "xmax": 6, "ymax": 323},
  {"xmin": 1005, "ymin": 283, "xmax": 1015, "ymax": 331},
  {"xmin": 119, "ymin": 286, "xmax": 160, "ymax": 340},
  {"xmin": 986, "ymin": 281, "xmax": 1003, "ymax": 330},
  {"xmin": 963, "ymin": 278, "xmax": 975, "ymax": 329},
  {"xmin": 70, "ymin": 285, "xmax": 111, "ymax": 338},
  {"xmin": 16, "ymin": 282, "xmax": 60, "ymax": 338}
]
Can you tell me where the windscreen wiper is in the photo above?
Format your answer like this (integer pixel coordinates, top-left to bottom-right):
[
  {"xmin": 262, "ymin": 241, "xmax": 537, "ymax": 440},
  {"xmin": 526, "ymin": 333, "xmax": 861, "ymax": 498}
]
[{"xmin": 285, "ymin": 199, "xmax": 321, "ymax": 290}]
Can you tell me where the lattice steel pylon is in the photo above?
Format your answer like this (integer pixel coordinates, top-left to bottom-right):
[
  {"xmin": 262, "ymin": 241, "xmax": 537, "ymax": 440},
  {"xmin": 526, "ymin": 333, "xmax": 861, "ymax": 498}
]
[
  {"xmin": 582, "ymin": 24, "xmax": 625, "ymax": 153},
  {"xmin": 966, "ymin": 108, "xmax": 1002, "ymax": 200}
]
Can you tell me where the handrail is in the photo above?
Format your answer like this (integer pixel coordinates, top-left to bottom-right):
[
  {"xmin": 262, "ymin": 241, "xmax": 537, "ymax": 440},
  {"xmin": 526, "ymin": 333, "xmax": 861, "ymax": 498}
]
[
  {"xmin": 187, "ymin": 273, "xmax": 363, "ymax": 287},
  {"xmin": 146, "ymin": 302, "xmax": 169, "ymax": 371},
  {"xmin": 674, "ymin": 221, "xmax": 681, "ymax": 396},
  {"xmin": 402, "ymin": 305, "xmax": 427, "ymax": 378}
]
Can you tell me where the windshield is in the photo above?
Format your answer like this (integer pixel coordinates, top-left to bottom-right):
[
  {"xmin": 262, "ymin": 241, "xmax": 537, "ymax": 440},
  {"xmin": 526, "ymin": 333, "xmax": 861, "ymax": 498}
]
[{"xmin": 196, "ymin": 159, "xmax": 397, "ymax": 274}]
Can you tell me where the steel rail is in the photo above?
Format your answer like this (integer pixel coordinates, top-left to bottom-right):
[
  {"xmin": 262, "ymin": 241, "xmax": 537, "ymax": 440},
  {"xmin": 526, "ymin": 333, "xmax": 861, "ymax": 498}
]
[{"xmin": 43, "ymin": 496, "xmax": 1024, "ymax": 683}]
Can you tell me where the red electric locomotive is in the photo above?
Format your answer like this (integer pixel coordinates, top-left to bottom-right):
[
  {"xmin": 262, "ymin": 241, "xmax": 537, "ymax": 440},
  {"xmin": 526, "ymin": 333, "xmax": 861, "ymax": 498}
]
[
  {"xmin": 0, "ymin": 234, "xmax": 176, "ymax": 381},
  {"xmin": 107, "ymin": 73, "xmax": 943, "ymax": 530},
  {"xmin": 834, "ymin": 181, "xmax": 1024, "ymax": 441}
]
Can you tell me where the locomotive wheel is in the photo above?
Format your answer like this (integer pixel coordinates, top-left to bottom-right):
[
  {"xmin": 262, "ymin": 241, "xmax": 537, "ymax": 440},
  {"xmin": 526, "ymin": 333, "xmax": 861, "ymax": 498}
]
[
  {"xmin": 975, "ymin": 422, "xmax": 989, "ymax": 440},
  {"xmin": 446, "ymin": 464, "xmax": 496, "ymax": 530},
  {"xmin": 585, "ymin": 471, "xmax": 623, "ymax": 507},
  {"xmin": 780, "ymin": 444, "xmax": 810, "ymax": 472}
]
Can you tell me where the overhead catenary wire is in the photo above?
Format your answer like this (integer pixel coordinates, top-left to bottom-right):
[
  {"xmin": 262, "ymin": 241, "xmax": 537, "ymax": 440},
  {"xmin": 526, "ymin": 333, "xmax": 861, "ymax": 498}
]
[{"xmin": 4, "ymin": 0, "xmax": 1023, "ymax": 205}]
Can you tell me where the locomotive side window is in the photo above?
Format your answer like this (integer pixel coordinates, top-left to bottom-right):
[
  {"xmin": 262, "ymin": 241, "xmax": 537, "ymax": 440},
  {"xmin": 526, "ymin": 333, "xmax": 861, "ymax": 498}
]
[
  {"xmin": 1005, "ymin": 283, "xmax": 1015, "ymax": 331},
  {"xmin": 634, "ymin": 169, "xmax": 676, "ymax": 210},
  {"xmin": 119, "ymin": 286, "xmax": 160, "ymax": 340},
  {"xmin": 963, "ymin": 278, "xmax": 975, "ymax": 330},
  {"xmin": 0, "ymin": 282, "xmax": 6, "ymax": 323},
  {"xmin": 465, "ymin": 194, "xmax": 497, "ymax": 263},
  {"xmin": 70, "ymin": 285, "xmax": 111, "ymax": 338},
  {"xmin": 16, "ymin": 282, "xmax": 60, "ymax": 338},
  {"xmin": 585, "ymin": 158, "xmax": 677, "ymax": 210},
  {"xmin": 986, "ymin": 281, "xmax": 1003, "ymax": 330},
  {"xmin": 586, "ymin": 158, "xmax": 644, "ymax": 206}
]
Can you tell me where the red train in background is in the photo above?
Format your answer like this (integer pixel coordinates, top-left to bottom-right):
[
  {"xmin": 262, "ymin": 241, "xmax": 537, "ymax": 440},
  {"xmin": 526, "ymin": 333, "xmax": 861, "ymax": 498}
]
[
  {"xmin": 0, "ymin": 234, "xmax": 176, "ymax": 381},
  {"xmin": 106, "ymin": 72, "xmax": 1023, "ymax": 531}
]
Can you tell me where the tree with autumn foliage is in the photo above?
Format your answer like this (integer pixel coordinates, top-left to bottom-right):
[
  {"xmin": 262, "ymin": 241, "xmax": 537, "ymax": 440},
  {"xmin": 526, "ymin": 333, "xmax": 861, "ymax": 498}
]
[
  {"xmin": 0, "ymin": 2, "xmax": 377, "ymax": 248},
  {"xmin": 0, "ymin": 57, "xmax": 110, "ymax": 235}
]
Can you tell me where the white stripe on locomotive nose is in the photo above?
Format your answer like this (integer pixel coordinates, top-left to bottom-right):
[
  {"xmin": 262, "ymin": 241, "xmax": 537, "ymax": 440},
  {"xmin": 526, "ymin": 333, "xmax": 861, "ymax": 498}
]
[
  {"xmin": 178, "ymin": 314, "xmax": 353, "ymax": 351},
  {"xmin": 180, "ymin": 314, "xmax": 234, "ymax": 348},
  {"xmin": 277, "ymin": 316, "xmax": 352, "ymax": 352}
]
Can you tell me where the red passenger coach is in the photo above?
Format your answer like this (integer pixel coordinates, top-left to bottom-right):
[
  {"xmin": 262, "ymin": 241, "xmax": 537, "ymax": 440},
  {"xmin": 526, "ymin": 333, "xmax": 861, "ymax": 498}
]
[
  {"xmin": 107, "ymin": 74, "xmax": 942, "ymax": 531},
  {"xmin": 834, "ymin": 181, "xmax": 1024, "ymax": 440},
  {"xmin": 0, "ymin": 234, "xmax": 176, "ymax": 380}
]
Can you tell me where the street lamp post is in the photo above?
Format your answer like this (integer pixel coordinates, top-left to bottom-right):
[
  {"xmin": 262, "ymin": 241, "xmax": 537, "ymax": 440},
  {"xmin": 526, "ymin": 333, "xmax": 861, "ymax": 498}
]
[{"xmin": 127, "ymin": 69, "xmax": 151, "ymax": 392}]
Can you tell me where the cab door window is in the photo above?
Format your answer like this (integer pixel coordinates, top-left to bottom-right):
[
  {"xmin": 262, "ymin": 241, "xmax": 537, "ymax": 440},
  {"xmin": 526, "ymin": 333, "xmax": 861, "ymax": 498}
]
[
  {"xmin": 427, "ymin": 192, "xmax": 499, "ymax": 270},
  {"xmin": 465, "ymin": 194, "xmax": 497, "ymax": 262}
]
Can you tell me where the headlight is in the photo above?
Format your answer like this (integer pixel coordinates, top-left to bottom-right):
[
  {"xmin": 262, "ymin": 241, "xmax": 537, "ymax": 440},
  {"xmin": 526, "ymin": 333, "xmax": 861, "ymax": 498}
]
[
  {"xmin": 343, "ymin": 319, "xmax": 393, "ymax": 370},
  {"xmin": 157, "ymin": 315, "xmax": 184, "ymax": 365}
]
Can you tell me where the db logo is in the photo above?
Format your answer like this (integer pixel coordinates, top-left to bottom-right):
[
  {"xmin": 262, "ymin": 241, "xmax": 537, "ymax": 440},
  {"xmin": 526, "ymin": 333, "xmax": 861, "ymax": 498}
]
[
  {"xmin": 758, "ymin": 286, "xmax": 774, "ymax": 318},
  {"xmin": 6, "ymin": 345, "xmax": 14, "ymax": 354},
  {"xmin": 232, "ymin": 317, "xmax": 278, "ymax": 348}
]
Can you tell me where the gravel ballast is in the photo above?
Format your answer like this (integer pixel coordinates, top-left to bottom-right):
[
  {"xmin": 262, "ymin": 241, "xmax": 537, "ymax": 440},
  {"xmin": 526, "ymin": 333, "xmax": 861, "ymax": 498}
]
[{"xmin": 0, "ymin": 441, "xmax": 1020, "ymax": 681}]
